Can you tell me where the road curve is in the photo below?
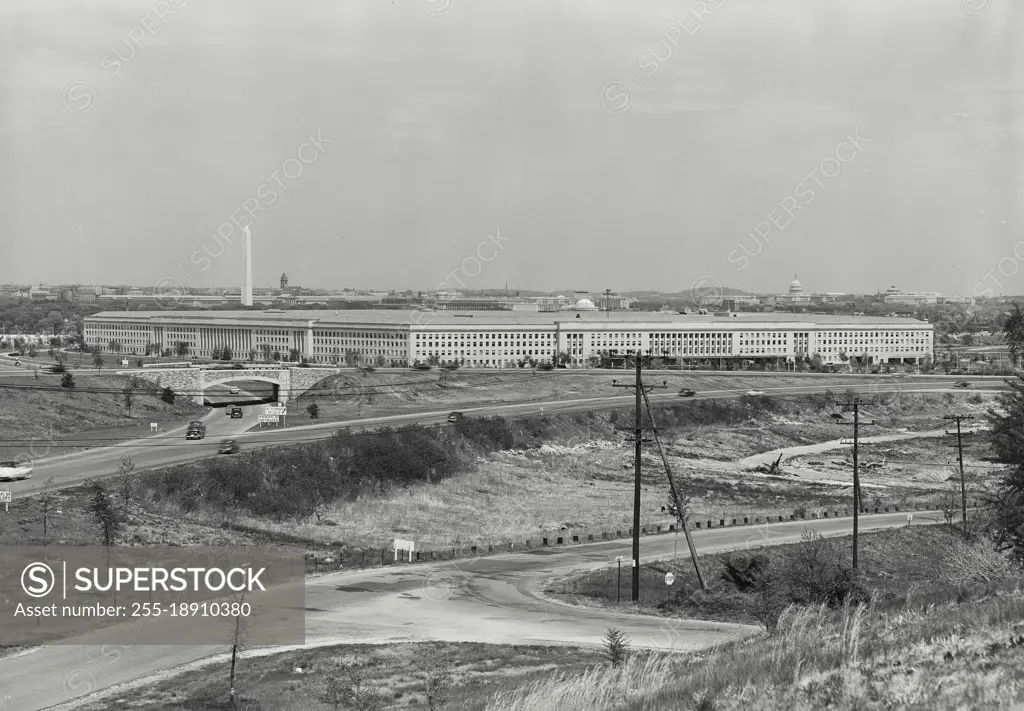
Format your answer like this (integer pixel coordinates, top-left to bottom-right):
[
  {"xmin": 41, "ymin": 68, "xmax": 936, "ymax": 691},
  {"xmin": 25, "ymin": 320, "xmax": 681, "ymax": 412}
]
[{"xmin": 1, "ymin": 511, "xmax": 935, "ymax": 711}]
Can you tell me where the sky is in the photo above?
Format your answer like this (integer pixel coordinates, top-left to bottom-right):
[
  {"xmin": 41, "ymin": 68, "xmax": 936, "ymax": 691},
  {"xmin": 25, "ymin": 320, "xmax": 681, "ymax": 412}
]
[{"xmin": 0, "ymin": 0, "xmax": 1020, "ymax": 297}]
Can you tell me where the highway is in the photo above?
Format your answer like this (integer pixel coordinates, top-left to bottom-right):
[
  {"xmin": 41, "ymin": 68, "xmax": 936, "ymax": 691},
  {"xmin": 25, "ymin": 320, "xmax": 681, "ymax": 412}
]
[
  {"xmin": 0, "ymin": 511, "xmax": 937, "ymax": 711},
  {"xmin": 3, "ymin": 375, "xmax": 1005, "ymax": 498}
]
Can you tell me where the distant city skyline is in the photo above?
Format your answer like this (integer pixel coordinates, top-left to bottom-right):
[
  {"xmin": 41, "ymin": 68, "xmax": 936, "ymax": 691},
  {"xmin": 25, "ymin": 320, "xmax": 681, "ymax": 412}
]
[{"xmin": 1, "ymin": 0, "xmax": 1019, "ymax": 296}]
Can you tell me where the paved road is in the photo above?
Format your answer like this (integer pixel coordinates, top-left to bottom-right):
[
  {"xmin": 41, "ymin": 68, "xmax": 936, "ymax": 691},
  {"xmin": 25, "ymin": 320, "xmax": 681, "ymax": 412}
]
[
  {"xmin": 1, "ymin": 511, "xmax": 935, "ymax": 711},
  {"xmin": 739, "ymin": 425, "xmax": 989, "ymax": 469},
  {"xmin": 3, "ymin": 378, "xmax": 1004, "ymax": 498}
]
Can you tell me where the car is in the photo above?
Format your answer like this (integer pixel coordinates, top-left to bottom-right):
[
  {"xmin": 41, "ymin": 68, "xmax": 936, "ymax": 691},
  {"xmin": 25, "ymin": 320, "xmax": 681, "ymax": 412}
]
[
  {"xmin": 745, "ymin": 390, "xmax": 766, "ymax": 396},
  {"xmin": 447, "ymin": 411, "xmax": 464, "ymax": 423},
  {"xmin": 678, "ymin": 389, "xmax": 697, "ymax": 397},
  {"xmin": 188, "ymin": 420, "xmax": 204, "ymax": 429},
  {"xmin": 218, "ymin": 439, "xmax": 240, "ymax": 454},
  {"xmin": 536, "ymin": 362, "xmax": 554, "ymax": 371},
  {"xmin": 229, "ymin": 406, "xmax": 243, "ymax": 418},
  {"xmin": 412, "ymin": 364, "xmax": 432, "ymax": 371},
  {"xmin": 229, "ymin": 386, "xmax": 239, "ymax": 395},
  {"xmin": 955, "ymin": 381, "xmax": 972, "ymax": 388},
  {"xmin": 0, "ymin": 461, "xmax": 33, "ymax": 481},
  {"xmin": 186, "ymin": 428, "xmax": 205, "ymax": 440}
]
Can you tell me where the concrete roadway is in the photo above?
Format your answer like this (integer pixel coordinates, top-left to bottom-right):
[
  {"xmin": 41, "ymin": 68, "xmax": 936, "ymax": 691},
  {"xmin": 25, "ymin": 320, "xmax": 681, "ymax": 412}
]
[
  {"xmin": 2, "ymin": 511, "xmax": 936, "ymax": 711},
  {"xmin": 3, "ymin": 377, "xmax": 1005, "ymax": 498}
]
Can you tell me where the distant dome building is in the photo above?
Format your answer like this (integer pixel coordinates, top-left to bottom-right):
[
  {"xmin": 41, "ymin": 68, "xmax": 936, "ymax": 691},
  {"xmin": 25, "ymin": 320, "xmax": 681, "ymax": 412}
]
[
  {"xmin": 573, "ymin": 298, "xmax": 598, "ymax": 311},
  {"xmin": 778, "ymin": 274, "xmax": 810, "ymax": 303},
  {"xmin": 280, "ymin": 273, "xmax": 288, "ymax": 290}
]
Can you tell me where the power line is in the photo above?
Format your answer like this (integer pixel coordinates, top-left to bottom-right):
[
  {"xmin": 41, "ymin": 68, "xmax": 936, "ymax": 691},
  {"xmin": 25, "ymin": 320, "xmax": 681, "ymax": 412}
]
[
  {"xmin": 831, "ymin": 397, "xmax": 878, "ymax": 570},
  {"xmin": 640, "ymin": 383, "xmax": 706, "ymax": 591},
  {"xmin": 611, "ymin": 351, "xmax": 665, "ymax": 602},
  {"xmin": 943, "ymin": 413, "xmax": 975, "ymax": 536}
]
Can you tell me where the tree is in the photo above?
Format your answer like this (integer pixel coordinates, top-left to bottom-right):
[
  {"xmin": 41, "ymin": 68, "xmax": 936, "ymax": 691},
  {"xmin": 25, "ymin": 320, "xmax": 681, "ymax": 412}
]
[
  {"xmin": 61, "ymin": 372, "xmax": 75, "ymax": 389},
  {"xmin": 40, "ymin": 476, "xmax": 56, "ymax": 545},
  {"xmin": 123, "ymin": 381, "xmax": 136, "ymax": 417},
  {"xmin": 174, "ymin": 341, "xmax": 191, "ymax": 359},
  {"xmin": 248, "ymin": 349, "xmax": 257, "ymax": 362},
  {"xmin": 603, "ymin": 628, "xmax": 629, "ymax": 669},
  {"xmin": 160, "ymin": 386, "xmax": 176, "ymax": 405},
  {"xmin": 92, "ymin": 350, "xmax": 105, "ymax": 372},
  {"xmin": 222, "ymin": 346, "xmax": 233, "ymax": 361},
  {"xmin": 55, "ymin": 351, "xmax": 67, "ymax": 366},
  {"xmin": 1003, "ymin": 303, "xmax": 1024, "ymax": 367},
  {"xmin": 288, "ymin": 348, "xmax": 301, "ymax": 363},
  {"xmin": 210, "ymin": 346, "xmax": 223, "ymax": 360},
  {"xmin": 810, "ymin": 353, "xmax": 823, "ymax": 372},
  {"xmin": 86, "ymin": 481, "xmax": 122, "ymax": 546},
  {"xmin": 316, "ymin": 658, "xmax": 383, "ymax": 711},
  {"xmin": 272, "ymin": 350, "xmax": 282, "ymax": 362},
  {"xmin": 115, "ymin": 455, "xmax": 136, "ymax": 507},
  {"xmin": 27, "ymin": 343, "xmax": 37, "ymax": 360},
  {"xmin": 228, "ymin": 588, "xmax": 249, "ymax": 709},
  {"xmin": 307, "ymin": 403, "xmax": 320, "ymax": 419},
  {"xmin": 108, "ymin": 340, "xmax": 122, "ymax": 357},
  {"xmin": 557, "ymin": 350, "xmax": 572, "ymax": 366},
  {"xmin": 985, "ymin": 372, "xmax": 1024, "ymax": 561}
]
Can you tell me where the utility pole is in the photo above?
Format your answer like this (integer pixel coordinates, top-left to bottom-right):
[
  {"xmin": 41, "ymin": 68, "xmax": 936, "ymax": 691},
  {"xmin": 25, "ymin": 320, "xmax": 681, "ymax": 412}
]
[
  {"xmin": 611, "ymin": 350, "xmax": 665, "ymax": 601},
  {"xmin": 832, "ymin": 398, "xmax": 877, "ymax": 569},
  {"xmin": 944, "ymin": 414, "xmax": 975, "ymax": 536},
  {"xmin": 641, "ymin": 386, "xmax": 707, "ymax": 590}
]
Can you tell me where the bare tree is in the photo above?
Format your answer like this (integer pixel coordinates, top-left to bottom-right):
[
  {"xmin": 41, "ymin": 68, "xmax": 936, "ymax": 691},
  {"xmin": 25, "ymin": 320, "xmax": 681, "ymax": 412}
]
[
  {"xmin": 123, "ymin": 381, "xmax": 136, "ymax": 417},
  {"xmin": 228, "ymin": 588, "xmax": 249, "ymax": 709},
  {"xmin": 40, "ymin": 476, "xmax": 56, "ymax": 545},
  {"xmin": 317, "ymin": 656, "xmax": 383, "ymax": 711},
  {"xmin": 115, "ymin": 455, "xmax": 136, "ymax": 508}
]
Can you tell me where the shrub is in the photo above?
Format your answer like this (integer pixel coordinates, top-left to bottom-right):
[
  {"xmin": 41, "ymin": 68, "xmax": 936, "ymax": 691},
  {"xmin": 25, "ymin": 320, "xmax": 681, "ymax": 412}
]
[{"xmin": 720, "ymin": 532, "xmax": 866, "ymax": 631}]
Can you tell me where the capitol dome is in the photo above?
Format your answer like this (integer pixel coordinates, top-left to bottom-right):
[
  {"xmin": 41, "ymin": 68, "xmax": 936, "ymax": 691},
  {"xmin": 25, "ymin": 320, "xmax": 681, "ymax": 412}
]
[
  {"xmin": 574, "ymin": 298, "xmax": 598, "ymax": 311},
  {"xmin": 789, "ymin": 274, "xmax": 803, "ymax": 294}
]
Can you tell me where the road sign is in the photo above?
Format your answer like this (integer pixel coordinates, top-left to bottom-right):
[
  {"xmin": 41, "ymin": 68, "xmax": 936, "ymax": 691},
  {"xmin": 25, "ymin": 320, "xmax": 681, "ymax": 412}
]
[
  {"xmin": 258, "ymin": 414, "xmax": 279, "ymax": 424},
  {"xmin": 615, "ymin": 555, "xmax": 623, "ymax": 562},
  {"xmin": 1, "ymin": 490, "xmax": 10, "ymax": 513},
  {"xmin": 664, "ymin": 572, "xmax": 675, "ymax": 586},
  {"xmin": 264, "ymin": 407, "xmax": 286, "ymax": 416},
  {"xmin": 394, "ymin": 538, "xmax": 415, "ymax": 562}
]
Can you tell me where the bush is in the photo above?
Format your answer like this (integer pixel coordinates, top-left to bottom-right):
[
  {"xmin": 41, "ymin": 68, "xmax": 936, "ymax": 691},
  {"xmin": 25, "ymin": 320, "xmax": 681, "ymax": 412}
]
[{"xmin": 720, "ymin": 532, "xmax": 866, "ymax": 632}]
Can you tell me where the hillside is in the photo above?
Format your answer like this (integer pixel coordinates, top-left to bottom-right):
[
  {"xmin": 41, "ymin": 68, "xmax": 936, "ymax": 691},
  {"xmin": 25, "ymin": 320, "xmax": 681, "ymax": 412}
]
[{"xmin": 0, "ymin": 372, "xmax": 206, "ymax": 462}]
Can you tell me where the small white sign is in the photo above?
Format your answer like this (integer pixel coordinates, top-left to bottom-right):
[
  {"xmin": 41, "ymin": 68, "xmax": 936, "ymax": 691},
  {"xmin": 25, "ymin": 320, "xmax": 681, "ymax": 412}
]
[
  {"xmin": 150, "ymin": 422, "xmax": 158, "ymax": 433},
  {"xmin": 907, "ymin": 513, "xmax": 913, "ymax": 523},
  {"xmin": 258, "ymin": 414, "xmax": 279, "ymax": 424},
  {"xmin": 665, "ymin": 572, "xmax": 675, "ymax": 586},
  {"xmin": 394, "ymin": 538, "xmax": 415, "ymax": 562},
  {"xmin": 265, "ymin": 407, "xmax": 286, "ymax": 416},
  {"xmin": 0, "ymin": 491, "xmax": 11, "ymax": 503},
  {"xmin": 615, "ymin": 555, "xmax": 623, "ymax": 563},
  {"xmin": 121, "ymin": 359, "xmax": 129, "ymax": 366}
]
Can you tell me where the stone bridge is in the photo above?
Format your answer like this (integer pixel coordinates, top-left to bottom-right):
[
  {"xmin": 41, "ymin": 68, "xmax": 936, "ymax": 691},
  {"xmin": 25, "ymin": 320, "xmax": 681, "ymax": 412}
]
[{"xmin": 120, "ymin": 366, "xmax": 343, "ymax": 405}]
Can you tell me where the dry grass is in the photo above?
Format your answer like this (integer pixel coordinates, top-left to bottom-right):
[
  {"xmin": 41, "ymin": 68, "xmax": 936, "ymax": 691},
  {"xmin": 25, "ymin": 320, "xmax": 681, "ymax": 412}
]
[
  {"xmin": 68, "ymin": 642, "xmax": 607, "ymax": 711},
  {"xmin": 480, "ymin": 592, "xmax": 1024, "ymax": 711}
]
